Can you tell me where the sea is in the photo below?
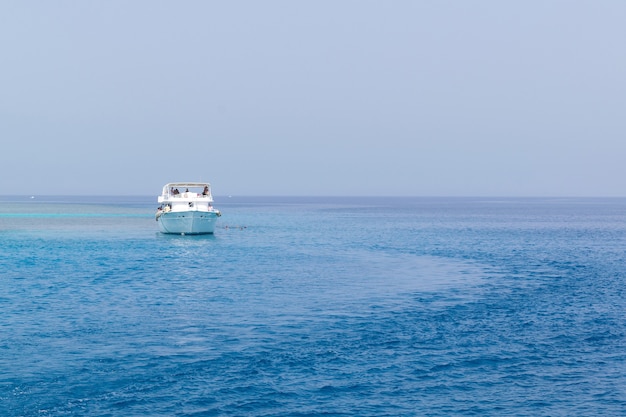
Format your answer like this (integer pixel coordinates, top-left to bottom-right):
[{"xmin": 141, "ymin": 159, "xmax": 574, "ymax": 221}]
[{"xmin": 1, "ymin": 195, "xmax": 625, "ymax": 416}]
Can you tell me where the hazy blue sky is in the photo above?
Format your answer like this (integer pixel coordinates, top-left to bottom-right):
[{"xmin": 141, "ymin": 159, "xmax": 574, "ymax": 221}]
[{"xmin": 2, "ymin": 1, "xmax": 625, "ymax": 196}]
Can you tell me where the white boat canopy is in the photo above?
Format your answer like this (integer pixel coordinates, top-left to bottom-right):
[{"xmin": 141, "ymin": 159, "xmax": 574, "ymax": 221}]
[
  {"xmin": 161, "ymin": 182, "xmax": 211, "ymax": 191},
  {"xmin": 160, "ymin": 182, "xmax": 214, "ymax": 199}
]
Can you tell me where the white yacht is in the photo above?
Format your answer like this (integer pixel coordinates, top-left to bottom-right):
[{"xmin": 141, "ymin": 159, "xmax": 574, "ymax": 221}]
[{"xmin": 156, "ymin": 182, "xmax": 221, "ymax": 234}]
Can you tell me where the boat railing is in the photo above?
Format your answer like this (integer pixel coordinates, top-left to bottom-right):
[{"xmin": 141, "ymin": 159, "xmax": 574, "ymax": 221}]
[{"xmin": 164, "ymin": 192, "xmax": 212, "ymax": 199}]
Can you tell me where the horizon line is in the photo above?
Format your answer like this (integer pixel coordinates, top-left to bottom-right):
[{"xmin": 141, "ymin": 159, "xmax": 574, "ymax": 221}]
[{"xmin": 2, "ymin": 194, "xmax": 625, "ymax": 199}]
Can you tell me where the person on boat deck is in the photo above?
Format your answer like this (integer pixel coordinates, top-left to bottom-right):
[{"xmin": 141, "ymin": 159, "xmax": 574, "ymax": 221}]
[
  {"xmin": 172, "ymin": 188, "xmax": 179, "ymax": 195},
  {"xmin": 203, "ymin": 186, "xmax": 209, "ymax": 195}
]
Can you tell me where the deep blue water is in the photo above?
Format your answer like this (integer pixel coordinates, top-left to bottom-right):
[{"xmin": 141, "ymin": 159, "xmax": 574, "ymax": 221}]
[{"xmin": 1, "ymin": 196, "xmax": 626, "ymax": 416}]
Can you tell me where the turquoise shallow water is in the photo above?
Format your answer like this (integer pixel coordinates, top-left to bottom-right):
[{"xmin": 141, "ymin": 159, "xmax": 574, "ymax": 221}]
[{"xmin": 1, "ymin": 196, "xmax": 626, "ymax": 416}]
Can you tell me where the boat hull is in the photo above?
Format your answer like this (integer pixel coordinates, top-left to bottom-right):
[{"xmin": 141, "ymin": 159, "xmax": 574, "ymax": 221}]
[{"xmin": 157, "ymin": 211, "xmax": 220, "ymax": 235}]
